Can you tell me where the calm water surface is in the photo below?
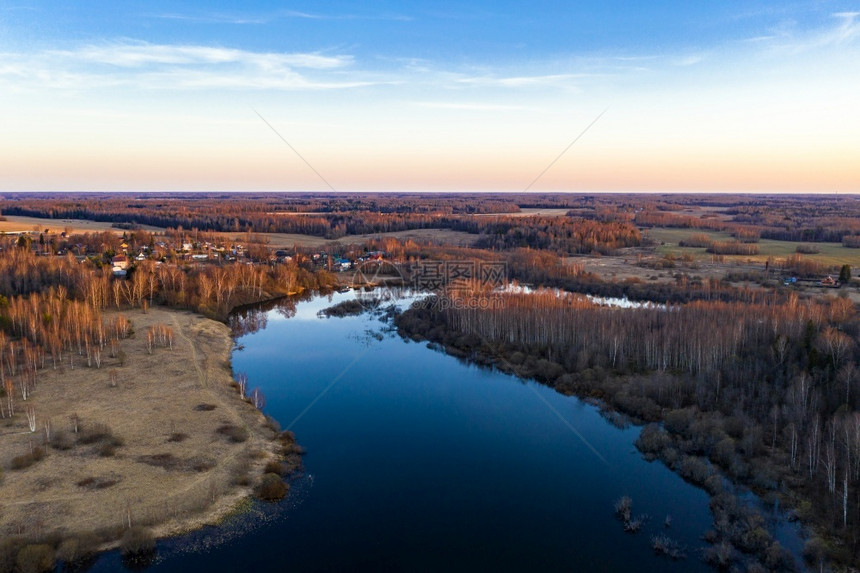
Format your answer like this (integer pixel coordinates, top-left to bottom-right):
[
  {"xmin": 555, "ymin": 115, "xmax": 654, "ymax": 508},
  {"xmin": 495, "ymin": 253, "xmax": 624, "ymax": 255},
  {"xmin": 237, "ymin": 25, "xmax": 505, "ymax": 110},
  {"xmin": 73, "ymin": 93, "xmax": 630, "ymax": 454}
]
[{"xmin": 88, "ymin": 291, "xmax": 801, "ymax": 572}]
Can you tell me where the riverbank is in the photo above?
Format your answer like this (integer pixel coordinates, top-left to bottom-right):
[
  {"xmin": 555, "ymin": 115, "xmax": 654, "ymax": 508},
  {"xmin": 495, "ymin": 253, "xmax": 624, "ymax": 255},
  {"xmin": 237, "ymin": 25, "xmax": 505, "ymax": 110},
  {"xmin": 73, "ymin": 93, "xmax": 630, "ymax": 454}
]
[
  {"xmin": 0, "ymin": 307, "xmax": 293, "ymax": 561},
  {"xmin": 394, "ymin": 301, "xmax": 806, "ymax": 571}
]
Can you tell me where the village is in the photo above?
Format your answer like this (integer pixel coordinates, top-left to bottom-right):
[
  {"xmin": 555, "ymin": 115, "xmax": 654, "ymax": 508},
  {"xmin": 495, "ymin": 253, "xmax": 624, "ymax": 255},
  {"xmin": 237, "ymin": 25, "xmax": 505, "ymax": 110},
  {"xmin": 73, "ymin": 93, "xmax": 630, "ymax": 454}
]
[{"xmin": 0, "ymin": 224, "xmax": 389, "ymax": 282}]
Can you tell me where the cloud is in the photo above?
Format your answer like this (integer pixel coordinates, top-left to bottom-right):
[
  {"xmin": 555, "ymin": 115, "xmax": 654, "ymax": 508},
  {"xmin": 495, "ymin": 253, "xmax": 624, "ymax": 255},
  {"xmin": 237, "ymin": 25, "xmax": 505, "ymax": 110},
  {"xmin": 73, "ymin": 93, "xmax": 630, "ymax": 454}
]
[
  {"xmin": 749, "ymin": 11, "xmax": 860, "ymax": 53},
  {"xmin": 0, "ymin": 41, "xmax": 372, "ymax": 92},
  {"xmin": 672, "ymin": 54, "xmax": 706, "ymax": 66},
  {"xmin": 145, "ymin": 9, "xmax": 413, "ymax": 25},
  {"xmin": 49, "ymin": 42, "xmax": 351, "ymax": 69},
  {"xmin": 454, "ymin": 73, "xmax": 590, "ymax": 88},
  {"xmin": 412, "ymin": 101, "xmax": 528, "ymax": 111}
]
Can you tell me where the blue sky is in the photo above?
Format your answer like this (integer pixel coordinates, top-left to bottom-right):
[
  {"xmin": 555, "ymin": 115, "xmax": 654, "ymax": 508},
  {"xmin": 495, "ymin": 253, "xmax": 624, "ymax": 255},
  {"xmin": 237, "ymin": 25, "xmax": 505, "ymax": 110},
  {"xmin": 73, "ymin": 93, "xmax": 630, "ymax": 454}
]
[{"xmin": 1, "ymin": 1, "xmax": 858, "ymax": 192}]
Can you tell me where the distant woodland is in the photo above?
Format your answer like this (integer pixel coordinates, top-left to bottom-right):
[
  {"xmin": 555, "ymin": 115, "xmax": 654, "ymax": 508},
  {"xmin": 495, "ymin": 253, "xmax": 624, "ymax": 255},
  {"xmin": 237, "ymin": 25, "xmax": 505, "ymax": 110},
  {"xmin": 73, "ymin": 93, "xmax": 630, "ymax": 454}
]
[{"xmin": 4, "ymin": 192, "xmax": 860, "ymax": 249}]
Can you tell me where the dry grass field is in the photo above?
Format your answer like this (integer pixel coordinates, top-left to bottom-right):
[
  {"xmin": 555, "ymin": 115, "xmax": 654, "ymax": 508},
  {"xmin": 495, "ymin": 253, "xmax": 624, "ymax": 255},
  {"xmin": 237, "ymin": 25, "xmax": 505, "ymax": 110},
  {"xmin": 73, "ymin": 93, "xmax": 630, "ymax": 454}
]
[
  {"xmin": 216, "ymin": 227, "xmax": 477, "ymax": 249},
  {"xmin": 0, "ymin": 307, "xmax": 279, "ymax": 546},
  {"xmin": 0, "ymin": 215, "xmax": 164, "ymax": 235},
  {"xmin": 1, "ymin": 214, "xmax": 475, "ymax": 249},
  {"xmin": 476, "ymin": 208, "xmax": 571, "ymax": 217},
  {"xmin": 647, "ymin": 227, "xmax": 860, "ymax": 268}
]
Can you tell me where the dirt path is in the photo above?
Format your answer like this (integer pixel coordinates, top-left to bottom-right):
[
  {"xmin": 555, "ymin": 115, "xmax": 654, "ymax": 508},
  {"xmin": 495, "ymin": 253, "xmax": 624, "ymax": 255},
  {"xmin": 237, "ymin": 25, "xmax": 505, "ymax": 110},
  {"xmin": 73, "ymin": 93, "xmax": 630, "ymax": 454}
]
[{"xmin": 171, "ymin": 313, "xmax": 207, "ymax": 388}]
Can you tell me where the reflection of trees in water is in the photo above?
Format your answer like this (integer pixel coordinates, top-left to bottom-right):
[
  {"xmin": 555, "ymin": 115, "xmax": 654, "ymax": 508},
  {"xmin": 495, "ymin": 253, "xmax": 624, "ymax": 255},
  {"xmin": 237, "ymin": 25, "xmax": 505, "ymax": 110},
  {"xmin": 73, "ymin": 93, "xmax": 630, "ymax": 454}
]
[
  {"xmin": 230, "ymin": 309, "xmax": 268, "ymax": 337},
  {"xmin": 229, "ymin": 291, "xmax": 314, "ymax": 337}
]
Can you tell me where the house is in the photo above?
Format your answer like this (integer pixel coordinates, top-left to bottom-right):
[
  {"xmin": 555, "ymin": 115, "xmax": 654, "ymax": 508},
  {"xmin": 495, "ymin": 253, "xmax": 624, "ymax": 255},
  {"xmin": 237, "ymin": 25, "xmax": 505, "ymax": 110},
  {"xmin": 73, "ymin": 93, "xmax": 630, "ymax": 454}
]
[
  {"xmin": 819, "ymin": 276, "xmax": 837, "ymax": 287},
  {"xmin": 111, "ymin": 254, "xmax": 129, "ymax": 271}
]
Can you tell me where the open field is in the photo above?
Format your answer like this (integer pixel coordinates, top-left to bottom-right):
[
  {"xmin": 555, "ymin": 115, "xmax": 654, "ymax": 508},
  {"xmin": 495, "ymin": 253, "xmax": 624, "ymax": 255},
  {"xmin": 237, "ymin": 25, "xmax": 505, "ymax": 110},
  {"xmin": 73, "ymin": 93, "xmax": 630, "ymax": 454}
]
[
  {"xmin": 216, "ymin": 227, "xmax": 477, "ymax": 249},
  {"xmin": 0, "ymin": 307, "xmax": 278, "ymax": 545},
  {"xmin": 477, "ymin": 208, "xmax": 571, "ymax": 217},
  {"xmin": 647, "ymin": 227, "xmax": 860, "ymax": 268},
  {"xmin": 0, "ymin": 215, "xmax": 164, "ymax": 235},
  {"xmin": 0, "ymin": 214, "xmax": 476, "ymax": 249}
]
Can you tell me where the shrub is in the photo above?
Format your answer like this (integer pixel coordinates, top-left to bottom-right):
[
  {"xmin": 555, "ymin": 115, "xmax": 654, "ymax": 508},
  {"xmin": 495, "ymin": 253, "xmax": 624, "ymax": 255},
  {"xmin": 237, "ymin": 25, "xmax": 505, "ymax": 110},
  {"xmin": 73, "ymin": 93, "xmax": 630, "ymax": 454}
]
[
  {"xmin": 614, "ymin": 496, "xmax": 632, "ymax": 522},
  {"xmin": 187, "ymin": 456, "xmax": 216, "ymax": 472},
  {"xmin": 795, "ymin": 244, "xmax": 820, "ymax": 254},
  {"xmin": 842, "ymin": 235, "xmax": 860, "ymax": 248},
  {"xmin": 166, "ymin": 432, "xmax": 189, "ymax": 443},
  {"xmin": 651, "ymin": 535, "xmax": 685, "ymax": 560},
  {"xmin": 703, "ymin": 540, "xmax": 735, "ymax": 568},
  {"xmin": 678, "ymin": 455, "xmax": 712, "ymax": 485},
  {"xmin": 56, "ymin": 532, "xmax": 100, "ymax": 564},
  {"xmin": 137, "ymin": 453, "xmax": 180, "ymax": 470},
  {"xmin": 663, "ymin": 408, "xmax": 695, "ymax": 435},
  {"xmin": 76, "ymin": 475, "xmax": 120, "ymax": 489},
  {"xmin": 97, "ymin": 443, "xmax": 117, "ymax": 457},
  {"xmin": 233, "ymin": 460, "xmax": 252, "ymax": 486},
  {"xmin": 256, "ymin": 473, "xmax": 288, "ymax": 501},
  {"xmin": 658, "ymin": 447, "xmax": 679, "ymax": 467},
  {"xmin": 78, "ymin": 424, "xmax": 123, "ymax": 448},
  {"xmin": 264, "ymin": 416, "xmax": 281, "ymax": 433},
  {"xmin": 803, "ymin": 536, "xmax": 828, "ymax": 567},
  {"xmin": 216, "ymin": 424, "xmax": 249, "ymax": 443},
  {"xmin": 15, "ymin": 544, "xmax": 54, "ymax": 573},
  {"xmin": 635, "ymin": 424, "xmax": 671, "ymax": 456},
  {"xmin": 11, "ymin": 447, "xmax": 45, "ymax": 470},
  {"xmin": 264, "ymin": 460, "xmax": 285, "ymax": 476},
  {"xmin": 50, "ymin": 430, "xmax": 75, "ymax": 451},
  {"xmin": 120, "ymin": 526, "xmax": 155, "ymax": 556},
  {"xmin": 711, "ymin": 437, "xmax": 737, "ymax": 467},
  {"xmin": 0, "ymin": 538, "xmax": 21, "ymax": 573},
  {"xmin": 764, "ymin": 541, "xmax": 794, "ymax": 570}
]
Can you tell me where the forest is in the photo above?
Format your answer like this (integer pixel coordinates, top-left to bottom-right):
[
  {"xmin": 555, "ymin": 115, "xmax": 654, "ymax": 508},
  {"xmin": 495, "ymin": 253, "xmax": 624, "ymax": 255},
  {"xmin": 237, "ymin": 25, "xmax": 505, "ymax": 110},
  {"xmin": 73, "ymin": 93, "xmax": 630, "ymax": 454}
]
[
  {"xmin": 4, "ymin": 192, "xmax": 860, "ymax": 249},
  {"xmin": 396, "ymin": 285, "xmax": 859, "ymax": 569}
]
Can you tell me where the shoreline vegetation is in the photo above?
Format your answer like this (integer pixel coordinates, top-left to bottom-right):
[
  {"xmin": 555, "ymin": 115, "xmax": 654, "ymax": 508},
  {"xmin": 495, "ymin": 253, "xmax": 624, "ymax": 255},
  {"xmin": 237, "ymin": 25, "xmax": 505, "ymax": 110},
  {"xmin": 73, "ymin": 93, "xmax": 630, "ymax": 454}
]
[
  {"xmin": 0, "ymin": 244, "xmax": 333, "ymax": 571},
  {"xmin": 0, "ymin": 306, "xmax": 304, "ymax": 571},
  {"xmin": 394, "ymin": 289, "xmax": 860, "ymax": 571}
]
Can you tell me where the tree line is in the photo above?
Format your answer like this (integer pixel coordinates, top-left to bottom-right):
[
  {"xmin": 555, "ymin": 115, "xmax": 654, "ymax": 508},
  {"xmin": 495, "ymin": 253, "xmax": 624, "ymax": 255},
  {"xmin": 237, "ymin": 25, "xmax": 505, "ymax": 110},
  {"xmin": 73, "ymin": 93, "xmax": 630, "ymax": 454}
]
[{"xmin": 396, "ymin": 288, "xmax": 860, "ymax": 568}]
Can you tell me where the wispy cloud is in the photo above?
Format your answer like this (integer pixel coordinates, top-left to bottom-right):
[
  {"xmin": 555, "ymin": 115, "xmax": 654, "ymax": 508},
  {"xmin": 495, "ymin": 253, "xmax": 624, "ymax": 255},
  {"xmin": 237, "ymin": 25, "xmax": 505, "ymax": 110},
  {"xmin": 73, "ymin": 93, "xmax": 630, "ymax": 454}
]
[
  {"xmin": 454, "ymin": 73, "xmax": 590, "ymax": 88},
  {"xmin": 0, "ymin": 41, "xmax": 373, "ymax": 91},
  {"xmin": 50, "ymin": 42, "xmax": 351, "ymax": 69},
  {"xmin": 412, "ymin": 101, "xmax": 528, "ymax": 111},
  {"xmin": 746, "ymin": 11, "xmax": 860, "ymax": 53},
  {"xmin": 145, "ymin": 9, "xmax": 413, "ymax": 25}
]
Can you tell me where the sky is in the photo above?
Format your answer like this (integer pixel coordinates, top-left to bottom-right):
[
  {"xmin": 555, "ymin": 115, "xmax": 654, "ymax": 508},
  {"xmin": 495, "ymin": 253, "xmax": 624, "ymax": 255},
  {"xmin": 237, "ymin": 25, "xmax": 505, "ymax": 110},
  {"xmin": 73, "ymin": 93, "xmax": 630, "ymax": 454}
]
[{"xmin": 1, "ymin": 1, "xmax": 859, "ymax": 193}]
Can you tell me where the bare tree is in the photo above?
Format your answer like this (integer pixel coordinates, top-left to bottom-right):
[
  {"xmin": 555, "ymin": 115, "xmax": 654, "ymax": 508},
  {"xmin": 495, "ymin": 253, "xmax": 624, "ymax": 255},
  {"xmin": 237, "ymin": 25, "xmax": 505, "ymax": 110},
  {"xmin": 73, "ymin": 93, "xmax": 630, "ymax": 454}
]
[
  {"xmin": 236, "ymin": 372, "xmax": 248, "ymax": 399},
  {"xmin": 26, "ymin": 404, "xmax": 36, "ymax": 432},
  {"xmin": 251, "ymin": 388, "xmax": 265, "ymax": 410}
]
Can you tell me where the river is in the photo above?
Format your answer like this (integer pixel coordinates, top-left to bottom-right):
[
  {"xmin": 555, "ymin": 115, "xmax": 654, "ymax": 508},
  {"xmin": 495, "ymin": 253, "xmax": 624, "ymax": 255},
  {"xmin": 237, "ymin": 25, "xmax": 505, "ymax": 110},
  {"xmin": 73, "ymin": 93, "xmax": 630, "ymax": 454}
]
[{"xmin": 87, "ymin": 290, "xmax": 803, "ymax": 572}]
